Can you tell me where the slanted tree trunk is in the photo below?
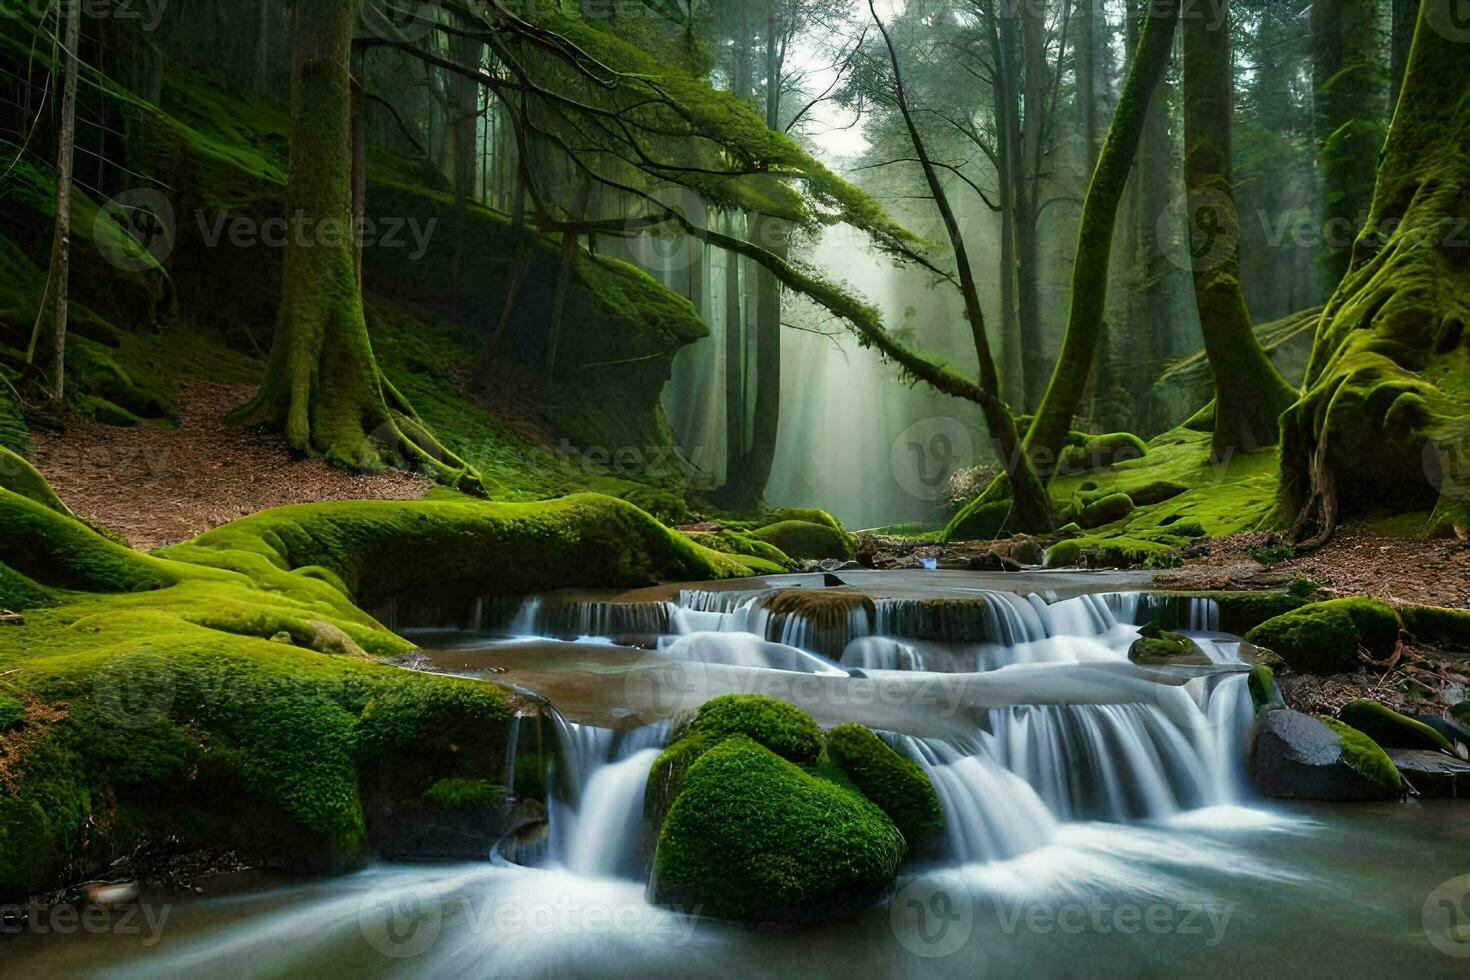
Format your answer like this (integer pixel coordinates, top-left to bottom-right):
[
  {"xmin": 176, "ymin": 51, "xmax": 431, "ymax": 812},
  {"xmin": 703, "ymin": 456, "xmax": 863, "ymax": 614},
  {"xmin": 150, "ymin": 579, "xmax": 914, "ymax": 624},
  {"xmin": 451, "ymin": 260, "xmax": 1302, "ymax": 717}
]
[
  {"xmin": 1281, "ymin": 0, "xmax": 1470, "ymax": 545},
  {"xmin": 1181, "ymin": 0, "xmax": 1296, "ymax": 459},
  {"xmin": 1024, "ymin": 0, "xmax": 1182, "ymax": 466},
  {"xmin": 232, "ymin": 0, "xmax": 481, "ymax": 492},
  {"xmin": 1311, "ymin": 0, "xmax": 1387, "ymax": 294},
  {"xmin": 871, "ymin": 0, "xmax": 1052, "ymax": 534},
  {"xmin": 26, "ymin": 0, "xmax": 81, "ymax": 418}
]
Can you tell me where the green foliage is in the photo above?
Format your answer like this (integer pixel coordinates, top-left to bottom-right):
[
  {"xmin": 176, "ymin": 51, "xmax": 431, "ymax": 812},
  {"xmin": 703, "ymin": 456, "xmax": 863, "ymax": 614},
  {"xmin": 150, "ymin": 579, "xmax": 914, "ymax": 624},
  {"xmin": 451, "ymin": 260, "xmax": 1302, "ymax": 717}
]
[
  {"xmin": 825, "ymin": 724, "xmax": 942, "ymax": 841},
  {"xmin": 686, "ymin": 695, "xmax": 824, "ymax": 764},
  {"xmin": 0, "ymin": 693, "xmax": 23, "ymax": 731},
  {"xmin": 1316, "ymin": 716, "xmax": 1404, "ymax": 795},
  {"xmin": 1246, "ymin": 542, "xmax": 1297, "ymax": 564},
  {"xmin": 651, "ymin": 736, "xmax": 904, "ymax": 923},
  {"xmin": 1245, "ymin": 597, "xmax": 1401, "ymax": 674},
  {"xmin": 1337, "ymin": 698, "xmax": 1457, "ymax": 755},
  {"xmin": 421, "ymin": 778, "xmax": 504, "ymax": 812}
]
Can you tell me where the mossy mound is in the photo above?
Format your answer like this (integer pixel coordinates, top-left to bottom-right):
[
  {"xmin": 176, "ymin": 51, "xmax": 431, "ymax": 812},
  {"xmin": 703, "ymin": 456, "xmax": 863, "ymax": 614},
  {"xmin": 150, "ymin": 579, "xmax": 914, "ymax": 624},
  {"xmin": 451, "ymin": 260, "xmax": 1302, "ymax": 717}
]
[
  {"xmin": 1337, "ymin": 699, "xmax": 1457, "ymax": 755},
  {"xmin": 684, "ymin": 694, "xmax": 824, "ymax": 764},
  {"xmin": 1245, "ymin": 597, "xmax": 1400, "ymax": 675},
  {"xmin": 1400, "ymin": 605, "xmax": 1470, "ymax": 652},
  {"xmin": 1315, "ymin": 716, "xmax": 1405, "ymax": 795},
  {"xmin": 825, "ymin": 724, "xmax": 942, "ymax": 841},
  {"xmin": 650, "ymin": 735, "xmax": 905, "ymax": 924},
  {"xmin": 684, "ymin": 528, "xmax": 796, "ymax": 570},
  {"xmin": 1078, "ymin": 492, "xmax": 1136, "ymax": 529},
  {"xmin": 1057, "ymin": 432, "xmax": 1148, "ymax": 474},
  {"xmin": 750, "ymin": 520, "xmax": 854, "ymax": 561},
  {"xmin": 1044, "ymin": 535, "xmax": 1180, "ymax": 569},
  {"xmin": 1248, "ymin": 665, "xmax": 1279, "ymax": 711}
]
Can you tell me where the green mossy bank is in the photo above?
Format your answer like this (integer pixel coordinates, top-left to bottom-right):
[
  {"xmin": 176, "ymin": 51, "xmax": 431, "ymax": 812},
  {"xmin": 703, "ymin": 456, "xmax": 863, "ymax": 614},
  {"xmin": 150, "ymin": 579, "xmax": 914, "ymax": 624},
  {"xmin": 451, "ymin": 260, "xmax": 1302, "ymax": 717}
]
[{"xmin": 0, "ymin": 468, "xmax": 774, "ymax": 897}]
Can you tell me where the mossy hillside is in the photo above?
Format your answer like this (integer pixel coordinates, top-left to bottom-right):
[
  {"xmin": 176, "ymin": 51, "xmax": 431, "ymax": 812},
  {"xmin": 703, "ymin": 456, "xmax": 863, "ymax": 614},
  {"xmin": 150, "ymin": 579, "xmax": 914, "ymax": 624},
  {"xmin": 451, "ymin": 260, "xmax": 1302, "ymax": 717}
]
[
  {"xmin": 1245, "ymin": 597, "xmax": 1401, "ymax": 675},
  {"xmin": 751, "ymin": 519, "xmax": 855, "ymax": 561},
  {"xmin": 650, "ymin": 735, "xmax": 906, "ymax": 924},
  {"xmin": 170, "ymin": 493, "xmax": 761, "ymax": 610},
  {"xmin": 1316, "ymin": 716, "xmax": 1404, "ymax": 795},
  {"xmin": 1336, "ymin": 698, "xmax": 1457, "ymax": 755},
  {"xmin": 825, "ymin": 724, "xmax": 942, "ymax": 841}
]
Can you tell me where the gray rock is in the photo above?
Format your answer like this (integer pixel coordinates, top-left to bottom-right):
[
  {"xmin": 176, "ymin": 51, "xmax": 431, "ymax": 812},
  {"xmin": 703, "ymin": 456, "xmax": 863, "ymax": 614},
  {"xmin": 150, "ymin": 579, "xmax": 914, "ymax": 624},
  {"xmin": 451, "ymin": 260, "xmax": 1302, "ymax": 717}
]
[
  {"xmin": 1386, "ymin": 749, "xmax": 1470, "ymax": 798},
  {"xmin": 1011, "ymin": 541, "xmax": 1045, "ymax": 567},
  {"xmin": 1250, "ymin": 709, "xmax": 1402, "ymax": 801},
  {"xmin": 1415, "ymin": 714, "xmax": 1470, "ymax": 757}
]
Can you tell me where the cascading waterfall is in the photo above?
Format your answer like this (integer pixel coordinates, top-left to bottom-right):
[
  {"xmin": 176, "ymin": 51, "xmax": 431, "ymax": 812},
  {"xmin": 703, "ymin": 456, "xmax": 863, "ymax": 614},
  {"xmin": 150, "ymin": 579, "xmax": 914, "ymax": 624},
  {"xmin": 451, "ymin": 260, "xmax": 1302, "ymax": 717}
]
[{"xmin": 493, "ymin": 584, "xmax": 1251, "ymax": 882}]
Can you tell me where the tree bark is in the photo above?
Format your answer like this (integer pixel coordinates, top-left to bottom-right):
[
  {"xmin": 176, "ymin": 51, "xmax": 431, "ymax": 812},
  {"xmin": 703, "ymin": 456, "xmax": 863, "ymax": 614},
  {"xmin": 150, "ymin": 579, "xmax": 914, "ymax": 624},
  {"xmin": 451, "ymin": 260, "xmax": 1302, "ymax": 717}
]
[
  {"xmin": 232, "ymin": 0, "xmax": 480, "ymax": 492},
  {"xmin": 1389, "ymin": 0, "xmax": 1417, "ymax": 106},
  {"xmin": 1024, "ymin": 0, "xmax": 1182, "ymax": 467},
  {"xmin": 1015, "ymin": 2, "xmax": 1049, "ymax": 410},
  {"xmin": 1281, "ymin": 0, "xmax": 1470, "ymax": 544},
  {"xmin": 1181, "ymin": 0, "xmax": 1296, "ymax": 459},
  {"xmin": 449, "ymin": 18, "xmax": 483, "ymax": 311},
  {"xmin": 1311, "ymin": 0, "xmax": 1387, "ymax": 293}
]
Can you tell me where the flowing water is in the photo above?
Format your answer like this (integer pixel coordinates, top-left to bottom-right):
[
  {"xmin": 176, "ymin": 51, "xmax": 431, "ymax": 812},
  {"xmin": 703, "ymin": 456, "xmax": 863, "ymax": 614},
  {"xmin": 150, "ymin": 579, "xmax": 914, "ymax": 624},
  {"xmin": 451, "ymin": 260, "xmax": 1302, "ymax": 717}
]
[{"xmin": 5, "ymin": 574, "xmax": 1468, "ymax": 977}]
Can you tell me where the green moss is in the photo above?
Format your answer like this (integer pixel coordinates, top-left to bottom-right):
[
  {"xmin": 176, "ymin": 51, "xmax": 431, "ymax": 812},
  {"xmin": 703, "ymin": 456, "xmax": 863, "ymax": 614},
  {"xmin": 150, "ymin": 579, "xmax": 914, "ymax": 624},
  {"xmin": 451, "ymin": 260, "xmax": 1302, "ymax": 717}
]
[
  {"xmin": 1400, "ymin": 605, "xmax": 1470, "ymax": 652},
  {"xmin": 1247, "ymin": 665, "xmax": 1278, "ymax": 710},
  {"xmin": 825, "ymin": 724, "xmax": 942, "ymax": 841},
  {"xmin": 651, "ymin": 735, "xmax": 904, "ymax": 923},
  {"xmin": 0, "ymin": 447, "xmax": 70, "ymax": 515},
  {"xmin": 1316, "ymin": 716, "xmax": 1404, "ymax": 795},
  {"xmin": 0, "ymin": 693, "xmax": 23, "ymax": 731},
  {"xmin": 685, "ymin": 529, "xmax": 796, "ymax": 570},
  {"xmin": 1337, "ymin": 698, "xmax": 1457, "ymax": 755},
  {"xmin": 686, "ymin": 694, "xmax": 823, "ymax": 764},
  {"xmin": 1245, "ymin": 597, "xmax": 1401, "ymax": 675},
  {"xmin": 421, "ymin": 778, "xmax": 504, "ymax": 812},
  {"xmin": 944, "ymin": 500, "xmax": 1017, "ymax": 541},
  {"xmin": 750, "ymin": 520, "xmax": 854, "ymax": 561},
  {"xmin": 1057, "ymin": 432, "xmax": 1148, "ymax": 474},
  {"xmin": 1044, "ymin": 534, "xmax": 1179, "ymax": 569},
  {"xmin": 1078, "ymin": 492, "xmax": 1136, "ymax": 529}
]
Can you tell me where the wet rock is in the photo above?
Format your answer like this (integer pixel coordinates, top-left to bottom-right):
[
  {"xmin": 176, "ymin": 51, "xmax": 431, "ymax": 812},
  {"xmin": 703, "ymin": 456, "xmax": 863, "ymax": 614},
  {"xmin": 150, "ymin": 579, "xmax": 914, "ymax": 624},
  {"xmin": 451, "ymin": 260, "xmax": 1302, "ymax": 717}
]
[
  {"xmin": 1250, "ymin": 709, "xmax": 1403, "ymax": 801},
  {"xmin": 1127, "ymin": 630, "xmax": 1210, "ymax": 665},
  {"xmin": 1416, "ymin": 714, "xmax": 1470, "ymax": 757},
  {"xmin": 1011, "ymin": 541, "xmax": 1045, "ymax": 567},
  {"xmin": 1386, "ymin": 749, "xmax": 1470, "ymax": 798}
]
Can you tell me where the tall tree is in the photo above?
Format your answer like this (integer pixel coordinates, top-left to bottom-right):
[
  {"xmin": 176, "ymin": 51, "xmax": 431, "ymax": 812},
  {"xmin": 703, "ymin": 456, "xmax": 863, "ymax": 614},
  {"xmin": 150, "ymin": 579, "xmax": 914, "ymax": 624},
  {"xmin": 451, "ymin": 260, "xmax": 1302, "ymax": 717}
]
[
  {"xmin": 1022, "ymin": 0, "xmax": 1182, "ymax": 465},
  {"xmin": 1310, "ymin": 0, "xmax": 1387, "ymax": 293},
  {"xmin": 1181, "ymin": 0, "xmax": 1295, "ymax": 457},
  {"xmin": 233, "ymin": 0, "xmax": 481, "ymax": 490},
  {"xmin": 1281, "ymin": 0, "xmax": 1470, "ymax": 544}
]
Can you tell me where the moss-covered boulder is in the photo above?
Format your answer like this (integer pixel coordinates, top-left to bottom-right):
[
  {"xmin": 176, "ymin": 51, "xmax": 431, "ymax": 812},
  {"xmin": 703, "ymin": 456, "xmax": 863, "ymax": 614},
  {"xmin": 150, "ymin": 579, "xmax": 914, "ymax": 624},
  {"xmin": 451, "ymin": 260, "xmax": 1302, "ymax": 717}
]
[
  {"xmin": 1127, "ymin": 629, "xmax": 1210, "ymax": 665},
  {"xmin": 1245, "ymin": 597, "xmax": 1400, "ymax": 675},
  {"xmin": 825, "ymin": 724, "xmax": 942, "ymax": 841},
  {"xmin": 1250, "ymin": 709, "xmax": 1403, "ymax": 800},
  {"xmin": 1078, "ymin": 492, "xmax": 1136, "ymax": 529},
  {"xmin": 1336, "ymin": 699, "xmax": 1458, "ymax": 755},
  {"xmin": 683, "ymin": 694, "xmax": 824, "ymax": 764},
  {"xmin": 750, "ymin": 519, "xmax": 854, "ymax": 561},
  {"xmin": 1044, "ymin": 534, "xmax": 1179, "ymax": 569},
  {"xmin": 649, "ymin": 736, "xmax": 905, "ymax": 924},
  {"xmin": 1247, "ymin": 665, "xmax": 1280, "ymax": 711}
]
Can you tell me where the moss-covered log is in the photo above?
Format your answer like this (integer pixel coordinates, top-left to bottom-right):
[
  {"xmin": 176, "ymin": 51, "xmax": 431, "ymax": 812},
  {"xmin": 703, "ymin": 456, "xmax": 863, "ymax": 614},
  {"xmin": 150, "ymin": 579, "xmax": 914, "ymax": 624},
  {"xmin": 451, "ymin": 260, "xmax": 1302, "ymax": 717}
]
[{"xmin": 1279, "ymin": 0, "xmax": 1470, "ymax": 543}]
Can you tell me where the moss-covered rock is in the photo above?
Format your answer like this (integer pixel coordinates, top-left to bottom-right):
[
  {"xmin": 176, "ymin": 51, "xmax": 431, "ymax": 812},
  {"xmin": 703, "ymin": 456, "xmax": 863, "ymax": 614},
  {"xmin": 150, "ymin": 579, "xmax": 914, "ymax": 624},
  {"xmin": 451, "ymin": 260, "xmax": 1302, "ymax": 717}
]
[
  {"xmin": 1251, "ymin": 708, "xmax": 1403, "ymax": 800},
  {"xmin": 685, "ymin": 694, "xmax": 824, "ymax": 764},
  {"xmin": 1044, "ymin": 534, "xmax": 1179, "ymax": 569},
  {"xmin": 750, "ymin": 519, "xmax": 854, "ymax": 561},
  {"xmin": 1400, "ymin": 604, "xmax": 1470, "ymax": 652},
  {"xmin": 1336, "ymin": 698, "xmax": 1458, "ymax": 755},
  {"xmin": 650, "ymin": 736, "xmax": 904, "ymax": 924},
  {"xmin": 1316, "ymin": 716, "xmax": 1405, "ymax": 794},
  {"xmin": 944, "ymin": 499, "xmax": 1016, "ymax": 541},
  {"xmin": 1245, "ymin": 597, "xmax": 1400, "ymax": 675},
  {"xmin": 1077, "ymin": 492, "xmax": 1135, "ymax": 529},
  {"xmin": 1247, "ymin": 665, "xmax": 1279, "ymax": 711},
  {"xmin": 420, "ymin": 778, "xmax": 504, "ymax": 813},
  {"xmin": 1127, "ymin": 630, "xmax": 1210, "ymax": 665},
  {"xmin": 825, "ymin": 724, "xmax": 942, "ymax": 841}
]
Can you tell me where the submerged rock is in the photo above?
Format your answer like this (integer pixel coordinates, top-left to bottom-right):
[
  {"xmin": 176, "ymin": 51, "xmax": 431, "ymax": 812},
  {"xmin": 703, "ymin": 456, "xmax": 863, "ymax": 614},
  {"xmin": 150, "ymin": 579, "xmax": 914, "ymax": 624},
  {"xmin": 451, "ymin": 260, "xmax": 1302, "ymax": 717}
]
[{"xmin": 1250, "ymin": 709, "xmax": 1403, "ymax": 800}]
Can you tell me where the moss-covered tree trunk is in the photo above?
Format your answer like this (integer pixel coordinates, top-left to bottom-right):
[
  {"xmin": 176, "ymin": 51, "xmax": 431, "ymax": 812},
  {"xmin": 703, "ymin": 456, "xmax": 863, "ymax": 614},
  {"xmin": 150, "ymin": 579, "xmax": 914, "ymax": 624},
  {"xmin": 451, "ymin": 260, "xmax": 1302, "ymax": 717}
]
[
  {"xmin": 1024, "ymin": 0, "xmax": 1181, "ymax": 465},
  {"xmin": 1181, "ymin": 0, "xmax": 1296, "ymax": 459},
  {"xmin": 233, "ymin": 0, "xmax": 480, "ymax": 492},
  {"xmin": 1311, "ymin": 0, "xmax": 1387, "ymax": 293},
  {"xmin": 1280, "ymin": 0, "xmax": 1470, "ymax": 544}
]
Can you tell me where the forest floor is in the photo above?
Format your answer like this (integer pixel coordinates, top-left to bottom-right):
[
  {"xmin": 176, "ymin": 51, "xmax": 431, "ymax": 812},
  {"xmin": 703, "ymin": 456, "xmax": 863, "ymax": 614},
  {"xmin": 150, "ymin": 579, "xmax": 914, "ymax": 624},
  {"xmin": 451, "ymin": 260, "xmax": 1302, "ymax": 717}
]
[{"xmin": 29, "ymin": 383, "xmax": 431, "ymax": 550}]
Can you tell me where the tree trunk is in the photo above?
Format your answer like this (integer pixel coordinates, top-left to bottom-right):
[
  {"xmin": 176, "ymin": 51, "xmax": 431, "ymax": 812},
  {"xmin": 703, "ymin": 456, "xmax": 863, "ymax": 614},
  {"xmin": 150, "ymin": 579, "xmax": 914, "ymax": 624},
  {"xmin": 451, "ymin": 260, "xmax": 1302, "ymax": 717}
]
[
  {"xmin": 1075, "ymin": 0, "xmax": 1100, "ymax": 169},
  {"xmin": 1015, "ymin": 3, "xmax": 1049, "ymax": 410},
  {"xmin": 1181, "ymin": 0, "xmax": 1296, "ymax": 459},
  {"xmin": 985, "ymin": 5, "xmax": 1025, "ymax": 406},
  {"xmin": 1311, "ymin": 0, "xmax": 1387, "ymax": 293},
  {"xmin": 1281, "ymin": 0, "xmax": 1470, "ymax": 544},
  {"xmin": 1024, "ymin": 0, "xmax": 1182, "ymax": 466},
  {"xmin": 449, "ymin": 21, "xmax": 483, "ymax": 311},
  {"xmin": 871, "ymin": 0, "xmax": 1053, "ymax": 534},
  {"xmin": 232, "ymin": 0, "xmax": 480, "ymax": 492},
  {"xmin": 721, "ymin": 211, "xmax": 745, "ymax": 489},
  {"xmin": 28, "ymin": 0, "xmax": 81, "ymax": 417}
]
